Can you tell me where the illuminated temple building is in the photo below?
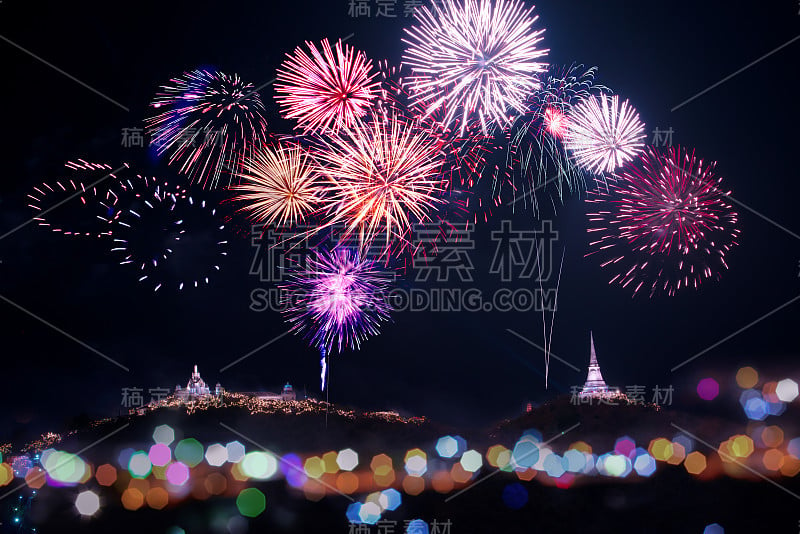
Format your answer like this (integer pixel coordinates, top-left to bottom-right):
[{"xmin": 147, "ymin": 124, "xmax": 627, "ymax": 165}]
[
  {"xmin": 579, "ymin": 333, "xmax": 621, "ymax": 398},
  {"xmin": 175, "ymin": 365, "xmax": 222, "ymax": 400},
  {"xmin": 252, "ymin": 383, "xmax": 297, "ymax": 401}
]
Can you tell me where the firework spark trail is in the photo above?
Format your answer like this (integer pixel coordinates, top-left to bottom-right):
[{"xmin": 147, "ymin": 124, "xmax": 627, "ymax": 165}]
[
  {"xmin": 275, "ymin": 38, "xmax": 380, "ymax": 134},
  {"xmin": 402, "ymin": 0, "xmax": 548, "ymax": 135},
  {"xmin": 232, "ymin": 143, "xmax": 324, "ymax": 227},
  {"xmin": 312, "ymin": 110, "xmax": 448, "ymax": 256},
  {"xmin": 565, "ymin": 93, "xmax": 645, "ymax": 174},
  {"xmin": 146, "ymin": 69, "xmax": 269, "ymax": 189},
  {"xmin": 505, "ymin": 64, "xmax": 608, "ymax": 212},
  {"xmin": 586, "ymin": 146, "xmax": 740, "ymax": 297}
]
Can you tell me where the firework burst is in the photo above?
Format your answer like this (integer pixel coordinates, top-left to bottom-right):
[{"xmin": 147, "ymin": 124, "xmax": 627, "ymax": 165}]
[
  {"xmin": 586, "ymin": 146, "xmax": 740, "ymax": 297},
  {"xmin": 275, "ymin": 38, "xmax": 380, "ymax": 134},
  {"xmin": 27, "ymin": 160, "xmax": 131, "ymax": 239},
  {"xmin": 402, "ymin": 0, "xmax": 548, "ymax": 135},
  {"xmin": 281, "ymin": 247, "xmax": 391, "ymax": 353},
  {"xmin": 110, "ymin": 179, "xmax": 228, "ymax": 292},
  {"xmin": 375, "ymin": 60, "xmax": 494, "ymax": 227},
  {"xmin": 505, "ymin": 64, "xmax": 608, "ymax": 212},
  {"xmin": 232, "ymin": 143, "xmax": 324, "ymax": 227},
  {"xmin": 146, "ymin": 69, "xmax": 269, "ymax": 189},
  {"xmin": 313, "ymin": 111, "xmax": 447, "ymax": 254},
  {"xmin": 565, "ymin": 93, "xmax": 645, "ymax": 174}
]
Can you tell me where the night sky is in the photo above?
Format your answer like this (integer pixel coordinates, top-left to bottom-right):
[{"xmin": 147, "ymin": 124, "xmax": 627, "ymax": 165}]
[{"xmin": 1, "ymin": 0, "xmax": 799, "ymax": 441}]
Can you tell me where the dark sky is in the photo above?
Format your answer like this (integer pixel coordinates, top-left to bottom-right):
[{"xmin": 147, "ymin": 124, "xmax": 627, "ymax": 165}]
[{"xmin": 0, "ymin": 0, "xmax": 798, "ymax": 440}]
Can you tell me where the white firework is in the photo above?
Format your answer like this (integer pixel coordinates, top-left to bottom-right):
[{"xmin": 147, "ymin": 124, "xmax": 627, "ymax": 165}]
[
  {"xmin": 402, "ymin": 0, "xmax": 549, "ymax": 134},
  {"xmin": 565, "ymin": 93, "xmax": 646, "ymax": 174}
]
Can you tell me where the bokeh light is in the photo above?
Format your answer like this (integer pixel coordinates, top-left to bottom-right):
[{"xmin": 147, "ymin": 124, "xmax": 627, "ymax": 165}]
[
  {"xmin": 359, "ymin": 501, "xmax": 382, "ymax": 525},
  {"xmin": 205, "ymin": 443, "xmax": 228, "ymax": 467},
  {"xmin": 121, "ymin": 488, "xmax": 144, "ymax": 511},
  {"xmin": 736, "ymin": 367, "xmax": 758, "ymax": 389},
  {"xmin": 337, "ymin": 449, "xmax": 359, "ymax": 471},
  {"xmin": 128, "ymin": 451, "xmax": 152, "ymax": 479},
  {"xmin": 776, "ymin": 378, "xmax": 799, "ymax": 402},
  {"xmin": 304, "ymin": 456, "xmax": 325, "ymax": 479},
  {"xmin": 684, "ymin": 451, "xmax": 707, "ymax": 475},
  {"xmin": 166, "ymin": 462, "xmax": 190, "ymax": 486},
  {"xmin": 236, "ymin": 488, "xmax": 266, "ymax": 517},
  {"xmin": 761, "ymin": 425, "xmax": 784, "ymax": 448},
  {"xmin": 614, "ymin": 436, "xmax": 636, "ymax": 458},
  {"xmin": 43, "ymin": 450, "xmax": 88, "ymax": 484},
  {"xmin": 174, "ymin": 439, "xmax": 204, "ymax": 468},
  {"xmin": 226, "ymin": 441, "xmax": 246, "ymax": 464},
  {"xmin": 146, "ymin": 487, "xmax": 169, "ymax": 510},
  {"xmin": 460, "ymin": 450, "xmax": 483, "ymax": 473},
  {"xmin": 153, "ymin": 425, "xmax": 175, "ymax": 446},
  {"xmin": 242, "ymin": 451, "xmax": 278, "ymax": 480},
  {"xmin": 435, "ymin": 436, "xmax": 459, "ymax": 458},
  {"xmin": 697, "ymin": 378, "xmax": 720, "ymax": 400},
  {"xmin": 511, "ymin": 436, "xmax": 540, "ymax": 470},
  {"xmin": 322, "ymin": 451, "xmax": 340, "ymax": 474},
  {"xmin": 404, "ymin": 449, "xmax": 428, "ymax": 476},
  {"xmin": 379, "ymin": 488, "xmax": 401, "ymax": 511},
  {"xmin": 95, "ymin": 464, "xmax": 117, "ymax": 486},
  {"xmin": 406, "ymin": 519, "xmax": 429, "ymax": 534},
  {"xmin": 280, "ymin": 453, "xmax": 307, "ymax": 488},
  {"xmin": 633, "ymin": 452, "xmax": 656, "ymax": 477},
  {"xmin": 563, "ymin": 449, "xmax": 587, "ymax": 473},
  {"xmin": 149, "ymin": 444, "xmax": 172, "ymax": 467},
  {"xmin": 762, "ymin": 449, "xmax": 785, "ymax": 471},
  {"xmin": 787, "ymin": 437, "xmax": 800, "ymax": 459},
  {"xmin": 502, "ymin": 483, "xmax": 528, "ymax": 510},
  {"xmin": 75, "ymin": 490, "xmax": 100, "ymax": 516},
  {"xmin": 730, "ymin": 435, "xmax": 754, "ymax": 459}
]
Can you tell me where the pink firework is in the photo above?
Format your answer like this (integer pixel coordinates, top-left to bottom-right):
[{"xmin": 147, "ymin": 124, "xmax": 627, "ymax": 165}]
[
  {"xmin": 281, "ymin": 247, "xmax": 391, "ymax": 353},
  {"xmin": 313, "ymin": 111, "xmax": 448, "ymax": 254},
  {"xmin": 27, "ymin": 160, "xmax": 130, "ymax": 239},
  {"xmin": 275, "ymin": 38, "xmax": 380, "ymax": 134},
  {"xmin": 543, "ymin": 107, "xmax": 568, "ymax": 138},
  {"xmin": 586, "ymin": 146, "xmax": 740, "ymax": 297},
  {"xmin": 402, "ymin": 0, "xmax": 548, "ymax": 135},
  {"xmin": 565, "ymin": 93, "xmax": 645, "ymax": 174}
]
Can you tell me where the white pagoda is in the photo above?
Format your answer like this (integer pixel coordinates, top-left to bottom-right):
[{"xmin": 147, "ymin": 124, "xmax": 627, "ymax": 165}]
[{"xmin": 579, "ymin": 333, "xmax": 620, "ymax": 398}]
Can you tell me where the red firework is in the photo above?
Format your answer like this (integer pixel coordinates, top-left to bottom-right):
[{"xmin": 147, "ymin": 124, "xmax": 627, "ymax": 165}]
[
  {"xmin": 312, "ymin": 110, "xmax": 448, "ymax": 256},
  {"xmin": 586, "ymin": 146, "xmax": 740, "ymax": 297},
  {"xmin": 275, "ymin": 38, "xmax": 380, "ymax": 134}
]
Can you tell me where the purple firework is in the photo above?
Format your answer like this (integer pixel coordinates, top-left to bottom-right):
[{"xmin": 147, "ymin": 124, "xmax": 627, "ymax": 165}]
[
  {"xmin": 146, "ymin": 69, "xmax": 269, "ymax": 189},
  {"xmin": 281, "ymin": 247, "xmax": 392, "ymax": 354}
]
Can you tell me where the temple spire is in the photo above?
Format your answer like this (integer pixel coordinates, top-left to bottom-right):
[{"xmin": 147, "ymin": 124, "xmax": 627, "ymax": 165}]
[{"xmin": 578, "ymin": 331, "xmax": 621, "ymax": 398}]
